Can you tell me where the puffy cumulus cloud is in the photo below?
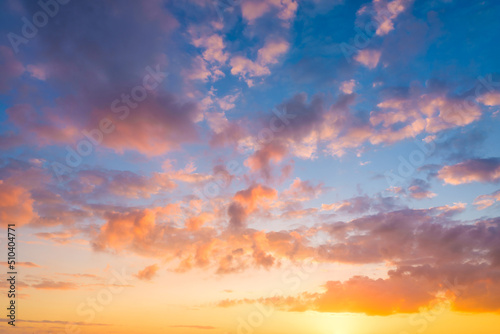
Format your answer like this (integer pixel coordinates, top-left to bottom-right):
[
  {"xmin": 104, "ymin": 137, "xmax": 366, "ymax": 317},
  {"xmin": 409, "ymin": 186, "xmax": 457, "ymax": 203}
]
[
  {"xmin": 190, "ymin": 31, "xmax": 228, "ymax": 64},
  {"xmin": 90, "ymin": 203, "xmax": 314, "ymax": 275},
  {"xmin": 17, "ymin": 0, "xmax": 177, "ymax": 96},
  {"xmin": 213, "ymin": 92, "xmax": 241, "ymax": 111},
  {"xmin": 241, "ymin": 94, "xmax": 324, "ymax": 173},
  {"xmin": 314, "ymin": 206, "xmax": 479, "ymax": 265},
  {"xmin": 407, "ymin": 179, "xmax": 436, "ymax": 200},
  {"xmin": 0, "ymin": 45, "xmax": 24, "ymax": 92},
  {"xmin": 209, "ymin": 118, "xmax": 249, "ymax": 147},
  {"xmin": 477, "ymin": 91, "xmax": 500, "ymax": 106},
  {"xmin": 135, "ymin": 264, "xmax": 160, "ymax": 281},
  {"xmin": 438, "ymin": 158, "xmax": 500, "ymax": 185},
  {"xmin": 241, "ymin": 89, "xmax": 487, "ymax": 171},
  {"xmin": 3, "ymin": 1, "xmax": 206, "ymax": 155},
  {"xmin": 0, "ymin": 161, "xmax": 61, "ymax": 227},
  {"xmin": 223, "ymin": 262, "xmax": 500, "ymax": 314},
  {"xmin": 228, "ymin": 184, "xmax": 278, "ymax": 230},
  {"xmin": 162, "ymin": 160, "xmax": 213, "ymax": 184},
  {"xmin": 354, "ymin": 49, "xmax": 382, "ymax": 69},
  {"xmin": 5, "ymin": 104, "xmax": 80, "ymax": 147},
  {"xmin": 186, "ymin": 27, "xmax": 228, "ymax": 82},
  {"xmin": 0, "ymin": 178, "xmax": 37, "ymax": 227},
  {"xmin": 69, "ymin": 168, "xmax": 177, "ymax": 199},
  {"xmin": 241, "ymin": 0, "xmax": 298, "ymax": 23},
  {"xmin": 92, "ymin": 207, "xmax": 174, "ymax": 254},
  {"xmin": 358, "ymin": 0, "xmax": 415, "ymax": 36},
  {"xmin": 370, "ymin": 93, "xmax": 483, "ymax": 144},
  {"xmin": 230, "ymin": 38, "xmax": 289, "ymax": 85},
  {"xmin": 339, "ymin": 79, "xmax": 357, "ymax": 94},
  {"xmin": 202, "ymin": 91, "xmax": 249, "ymax": 147},
  {"xmin": 29, "ymin": 187, "xmax": 91, "ymax": 228},
  {"xmin": 241, "ymin": 93, "xmax": 369, "ymax": 175},
  {"xmin": 316, "ymin": 274, "xmax": 435, "ymax": 315},
  {"xmin": 218, "ymin": 212, "xmax": 500, "ymax": 314},
  {"xmin": 244, "ymin": 141, "xmax": 288, "ymax": 180},
  {"xmin": 473, "ymin": 190, "xmax": 500, "ymax": 210},
  {"xmin": 282, "ymin": 178, "xmax": 324, "ymax": 202},
  {"xmin": 99, "ymin": 93, "xmax": 202, "ymax": 156},
  {"xmin": 186, "ymin": 212, "xmax": 214, "ymax": 231},
  {"xmin": 185, "ymin": 55, "xmax": 213, "ymax": 82},
  {"xmin": 84, "ymin": 184, "xmax": 500, "ymax": 294}
]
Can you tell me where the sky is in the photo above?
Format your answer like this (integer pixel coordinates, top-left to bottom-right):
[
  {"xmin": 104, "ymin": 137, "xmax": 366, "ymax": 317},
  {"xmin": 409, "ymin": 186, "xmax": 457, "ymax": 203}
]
[{"xmin": 0, "ymin": 0, "xmax": 500, "ymax": 333}]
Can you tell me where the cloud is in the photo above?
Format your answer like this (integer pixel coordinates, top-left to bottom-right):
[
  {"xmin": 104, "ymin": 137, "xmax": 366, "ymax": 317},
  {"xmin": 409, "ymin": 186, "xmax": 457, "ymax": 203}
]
[
  {"xmin": 0, "ymin": 45, "xmax": 24, "ymax": 92},
  {"xmin": 186, "ymin": 212, "xmax": 214, "ymax": 231},
  {"xmin": 474, "ymin": 190, "xmax": 500, "ymax": 210},
  {"xmin": 0, "ymin": 178, "xmax": 37, "ymax": 227},
  {"xmin": 32, "ymin": 280, "xmax": 78, "ymax": 290},
  {"xmin": 6, "ymin": 104, "xmax": 80, "ymax": 146},
  {"xmin": 218, "ymin": 211, "xmax": 500, "ymax": 314},
  {"xmin": 282, "ymin": 178, "xmax": 324, "ymax": 202},
  {"xmin": 407, "ymin": 179, "xmax": 436, "ymax": 199},
  {"xmin": 70, "ymin": 168, "xmax": 178, "ymax": 199},
  {"xmin": 477, "ymin": 91, "xmax": 500, "ymax": 106},
  {"xmin": 2, "ymin": 0, "xmax": 205, "ymax": 156},
  {"xmin": 0, "ymin": 261, "xmax": 40, "ymax": 268},
  {"xmin": 339, "ymin": 79, "xmax": 357, "ymax": 94},
  {"xmin": 186, "ymin": 55, "xmax": 213, "ymax": 81},
  {"xmin": 135, "ymin": 264, "xmax": 160, "ymax": 281},
  {"xmin": 244, "ymin": 141, "xmax": 288, "ymax": 180},
  {"xmin": 228, "ymin": 184, "xmax": 278, "ymax": 230},
  {"xmin": 26, "ymin": 64, "xmax": 48, "ymax": 80},
  {"xmin": 100, "ymin": 93, "xmax": 202, "ymax": 156},
  {"xmin": 230, "ymin": 38, "xmax": 289, "ymax": 85},
  {"xmin": 191, "ymin": 32, "xmax": 228, "ymax": 64},
  {"xmin": 438, "ymin": 158, "xmax": 500, "ymax": 185},
  {"xmin": 92, "ymin": 208, "xmax": 164, "ymax": 253},
  {"xmin": 355, "ymin": 49, "xmax": 382, "ymax": 69},
  {"xmin": 370, "ymin": 93, "xmax": 483, "ymax": 143},
  {"xmin": 358, "ymin": 0, "xmax": 415, "ymax": 36},
  {"xmin": 35, "ymin": 231, "xmax": 80, "ymax": 244},
  {"xmin": 241, "ymin": 0, "xmax": 298, "ymax": 23}
]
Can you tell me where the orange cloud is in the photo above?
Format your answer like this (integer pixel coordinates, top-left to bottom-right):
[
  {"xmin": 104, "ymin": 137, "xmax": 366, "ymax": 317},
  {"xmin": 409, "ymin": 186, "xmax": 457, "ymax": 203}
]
[
  {"xmin": 244, "ymin": 141, "xmax": 288, "ymax": 180},
  {"xmin": 0, "ymin": 179, "xmax": 37, "ymax": 227},
  {"xmin": 0, "ymin": 261, "xmax": 40, "ymax": 268},
  {"xmin": 135, "ymin": 264, "xmax": 160, "ymax": 281},
  {"xmin": 186, "ymin": 212, "xmax": 214, "ymax": 231},
  {"xmin": 32, "ymin": 280, "xmax": 78, "ymax": 290}
]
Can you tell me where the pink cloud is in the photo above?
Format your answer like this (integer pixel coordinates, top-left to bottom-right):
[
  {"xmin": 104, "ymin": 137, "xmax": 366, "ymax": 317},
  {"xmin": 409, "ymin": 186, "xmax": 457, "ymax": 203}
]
[
  {"xmin": 135, "ymin": 264, "xmax": 160, "ymax": 281},
  {"xmin": 0, "ymin": 178, "xmax": 37, "ymax": 227},
  {"xmin": 230, "ymin": 38, "xmax": 289, "ymax": 85},
  {"xmin": 474, "ymin": 190, "xmax": 500, "ymax": 210},
  {"xmin": 355, "ymin": 49, "xmax": 382, "ymax": 69},
  {"xmin": 477, "ymin": 91, "xmax": 500, "ymax": 106},
  {"xmin": 0, "ymin": 45, "xmax": 24, "ymax": 92},
  {"xmin": 438, "ymin": 158, "xmax": 500, "ymax": 185},
  {"xmin": 241, "ymin": 0, "xmax": 298, "ymax": 23}
]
